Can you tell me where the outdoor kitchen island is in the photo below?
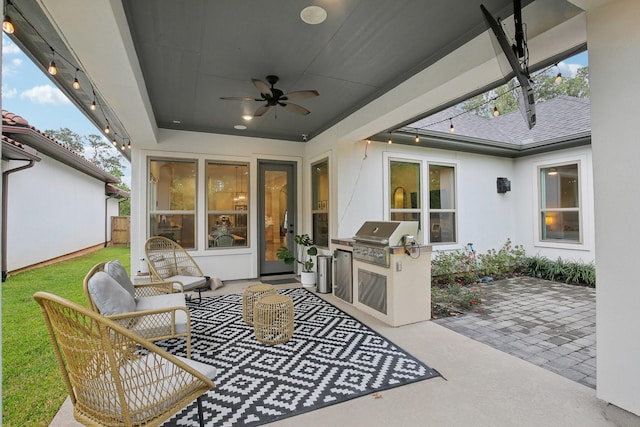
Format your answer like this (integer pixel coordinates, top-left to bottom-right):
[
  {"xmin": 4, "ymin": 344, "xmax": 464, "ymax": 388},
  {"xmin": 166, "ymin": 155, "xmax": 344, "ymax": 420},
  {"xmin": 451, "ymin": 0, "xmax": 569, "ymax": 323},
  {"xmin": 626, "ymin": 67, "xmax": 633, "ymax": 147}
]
[{"xmin": 331, "ymin": 221, "xmax": 432, "ymax": 327}]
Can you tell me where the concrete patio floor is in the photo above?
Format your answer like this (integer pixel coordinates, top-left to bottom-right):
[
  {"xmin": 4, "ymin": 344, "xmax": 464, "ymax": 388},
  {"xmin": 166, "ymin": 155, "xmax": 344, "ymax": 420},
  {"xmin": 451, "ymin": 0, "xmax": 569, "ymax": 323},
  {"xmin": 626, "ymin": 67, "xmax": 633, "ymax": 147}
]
[{"xmin": 50, "ymin": 278, "xmax": 639, "ymax": 426}]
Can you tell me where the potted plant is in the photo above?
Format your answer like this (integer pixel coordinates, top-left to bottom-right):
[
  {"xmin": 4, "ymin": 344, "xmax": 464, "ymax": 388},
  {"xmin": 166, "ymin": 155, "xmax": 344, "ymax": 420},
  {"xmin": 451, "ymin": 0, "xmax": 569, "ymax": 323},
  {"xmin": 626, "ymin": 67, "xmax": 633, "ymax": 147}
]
[{"xmin": 276, "ymin": 234, "xmax": 318, "ymax": 287}]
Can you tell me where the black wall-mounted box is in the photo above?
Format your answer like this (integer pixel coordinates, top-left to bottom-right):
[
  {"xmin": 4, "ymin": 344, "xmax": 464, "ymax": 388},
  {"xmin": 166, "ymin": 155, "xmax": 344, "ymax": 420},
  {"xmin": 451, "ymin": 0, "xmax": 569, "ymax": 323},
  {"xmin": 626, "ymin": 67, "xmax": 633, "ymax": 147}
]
[{"xmin": 497, "ymin": 177, "xmax": 511, "ymax": 193}]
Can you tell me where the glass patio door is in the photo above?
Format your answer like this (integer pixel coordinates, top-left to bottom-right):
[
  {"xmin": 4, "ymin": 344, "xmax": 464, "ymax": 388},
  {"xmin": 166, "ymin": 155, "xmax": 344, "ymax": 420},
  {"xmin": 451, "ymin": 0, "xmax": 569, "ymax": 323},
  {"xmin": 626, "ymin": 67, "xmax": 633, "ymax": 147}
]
[{"xmin": 258, "ymin": 160, "xmax": 296, "ymax": 275}]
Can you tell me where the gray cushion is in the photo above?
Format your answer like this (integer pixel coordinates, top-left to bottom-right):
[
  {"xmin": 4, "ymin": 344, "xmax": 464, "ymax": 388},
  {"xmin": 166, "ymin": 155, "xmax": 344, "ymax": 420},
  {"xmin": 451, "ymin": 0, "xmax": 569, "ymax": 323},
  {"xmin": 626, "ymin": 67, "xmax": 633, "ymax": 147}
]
[
  {"xmin": 104, "ymin": 260, "xmax": 136, "ymax": 298},
  {"xmin": 88, "ymin": 271, "xmax": 136, "ymax": 315},
  {"xmin": 165, "ymin": 275, "xmax": 207, "ymax": 292}
]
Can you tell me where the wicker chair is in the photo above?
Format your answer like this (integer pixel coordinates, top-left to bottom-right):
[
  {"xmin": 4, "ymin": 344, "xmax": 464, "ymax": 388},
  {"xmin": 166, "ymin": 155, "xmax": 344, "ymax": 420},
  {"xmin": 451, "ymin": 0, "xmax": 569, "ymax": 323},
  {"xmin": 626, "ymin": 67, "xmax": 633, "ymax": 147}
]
[
  {"xmin": 83, "ymin": 260, "xmax": 192, "ymax": 357},
  {"xmin": 145, "ymin": 236, "xmax": 209, "ymax": 303},
  {"xmin": 34, "ymin": 292, "xmax": 216, "ymax": 427}
]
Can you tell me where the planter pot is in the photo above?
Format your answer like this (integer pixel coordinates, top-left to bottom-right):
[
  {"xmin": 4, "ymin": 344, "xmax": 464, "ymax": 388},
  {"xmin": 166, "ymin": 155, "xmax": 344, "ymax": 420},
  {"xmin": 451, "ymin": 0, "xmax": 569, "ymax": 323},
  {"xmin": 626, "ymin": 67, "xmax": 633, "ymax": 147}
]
[{"xmin": 300, "ymin": 271, "xmax": 316, "ymax": 288}]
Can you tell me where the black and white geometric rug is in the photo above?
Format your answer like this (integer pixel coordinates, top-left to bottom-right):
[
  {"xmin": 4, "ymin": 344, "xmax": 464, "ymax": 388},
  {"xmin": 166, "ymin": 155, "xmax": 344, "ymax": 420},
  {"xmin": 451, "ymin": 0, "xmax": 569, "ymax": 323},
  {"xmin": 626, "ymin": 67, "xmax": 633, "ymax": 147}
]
[{"xmin": 160, "ymin": 287, "xmax": 439, "ymax": 426}]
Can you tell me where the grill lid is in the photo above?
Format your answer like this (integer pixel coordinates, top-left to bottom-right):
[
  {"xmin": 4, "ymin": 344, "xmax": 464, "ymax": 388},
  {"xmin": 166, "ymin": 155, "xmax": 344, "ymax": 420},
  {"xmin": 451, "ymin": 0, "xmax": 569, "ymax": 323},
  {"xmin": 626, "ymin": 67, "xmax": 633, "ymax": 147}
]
[{"xmin": 353, "ymin": 221, "xmax": 419, "ymax": 246}]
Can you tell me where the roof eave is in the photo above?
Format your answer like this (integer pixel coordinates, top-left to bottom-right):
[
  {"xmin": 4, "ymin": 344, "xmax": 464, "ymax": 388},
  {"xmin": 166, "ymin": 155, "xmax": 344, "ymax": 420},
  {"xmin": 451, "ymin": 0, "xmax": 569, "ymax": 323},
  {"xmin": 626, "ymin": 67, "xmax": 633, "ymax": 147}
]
[{"xmin": 3, "ymin": 125, "xmax": 119, "ymax": 183}]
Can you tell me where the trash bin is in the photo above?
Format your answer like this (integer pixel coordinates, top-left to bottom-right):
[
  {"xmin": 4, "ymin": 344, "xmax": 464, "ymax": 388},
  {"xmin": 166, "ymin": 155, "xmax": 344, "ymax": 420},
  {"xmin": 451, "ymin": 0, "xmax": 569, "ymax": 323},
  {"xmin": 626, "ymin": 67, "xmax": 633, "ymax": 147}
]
[{"xmin": 316, "ymin": 255, "xmax": 332, "ymax": 294}]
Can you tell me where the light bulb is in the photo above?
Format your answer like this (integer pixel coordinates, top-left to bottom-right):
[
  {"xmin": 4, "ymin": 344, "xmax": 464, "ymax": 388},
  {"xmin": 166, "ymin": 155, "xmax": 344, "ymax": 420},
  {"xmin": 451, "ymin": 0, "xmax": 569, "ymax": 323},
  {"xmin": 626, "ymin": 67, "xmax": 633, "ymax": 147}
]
[
  {"xmin": 493, "ymin": 106, "xmax": 500, "ymax": 117},
  {"xmin": 415, "ymin": 135, "xmax": 420, "ymax": 143},
  {"xmin": 366, "ymin": 138, "xmax": 371, "ymax": 144},
  {"xmin": 112, "ymin": 138, "xmax": 117, "ymax": 146},
  {"xmin": 449, "ymin": 120, "xmax": 455, "ymax": 133},
  {"xmin": 555, "ymin": 72, "xmax": 563, "ymax": 84},
  {"xmin": 2, "ymin": 16, "xmax": 14, "ymax": 34},
  {"xmin": 90, "ymin": 100, "xmax": 97, "ymax": 111},
  {"xmin": 104, "ymin": 125, "xmax": 110, "ymax": 134},
  {"xmin": 127, "ymin": 141, "xmax": 131, "ymax": 149},
  {"xmin": 388, "ymin": 138, "xmax": 392, "ymax": 144},
  {"xmin": 48, "ymin": 60, "xmax": 57, "ymax": 75},
  {"xmin": 242, "ymin": 115, "xmax": 253, "ymax": 121},
  {"xmin": 120, "ymin": 144, "xmax": 125, "ymax": 151}
]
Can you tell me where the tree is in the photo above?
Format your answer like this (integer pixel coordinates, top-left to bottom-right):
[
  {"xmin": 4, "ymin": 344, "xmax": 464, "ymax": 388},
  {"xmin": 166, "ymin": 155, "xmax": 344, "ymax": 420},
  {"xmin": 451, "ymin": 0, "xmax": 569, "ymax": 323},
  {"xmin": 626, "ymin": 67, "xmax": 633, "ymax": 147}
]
[
  {"xmin": 45, "ymin": 128, "xmax": 130, "ymax": 215},
  {"xmin": 45, "ymin": 128, "xmax": 126, "ymax": 179},
  {"xmin": 44, "ymin": 127, "xmax": 85, "ymax": 153},
  {"xmin": 462, "ymin": 66, "xmax": 589, "ymax": 118}
]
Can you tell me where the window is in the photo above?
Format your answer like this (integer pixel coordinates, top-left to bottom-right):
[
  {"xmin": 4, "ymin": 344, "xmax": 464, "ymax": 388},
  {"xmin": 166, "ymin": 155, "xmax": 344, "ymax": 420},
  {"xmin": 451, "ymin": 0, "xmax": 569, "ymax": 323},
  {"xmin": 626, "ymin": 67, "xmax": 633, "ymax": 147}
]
[
  {"xmin": 207, "ymin": 162, "xmax": 249, "ymax": 248},
  {"xmin": 428, "ymin": 164, "xmax": 456, "ymax": 244},
  {"xmin": 389, "ymin": 160, "xmax": 421, "ymax": 223},
  {"xmin": 148, "ymin": 158, "xmax": 197, "ymax": 249},
  {"xmin": 539, "ymin": 163, "xmax": 580, "ymax": 242},
  {"xmin": 312, "ymin": 159, "xmax": 329, "ymax": 247}
]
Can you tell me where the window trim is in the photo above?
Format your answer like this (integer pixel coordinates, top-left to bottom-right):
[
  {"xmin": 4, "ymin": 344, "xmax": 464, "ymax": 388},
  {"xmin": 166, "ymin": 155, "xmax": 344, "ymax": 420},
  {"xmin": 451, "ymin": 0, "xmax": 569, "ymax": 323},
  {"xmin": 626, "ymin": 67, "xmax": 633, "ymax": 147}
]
[
  {"xmin": 147, "ymin": 157, "xmax": 198, "ymax": 249},
  {"xmin": 537, "ymin": 160, "xmax": 583, "ymax": 245},
  {"xmin": 205, "ymin": 160, "xmax": 250, "ymax": 250},
  {"xmin": 427, "ymin": 161, "xmax": 458, "ymax": 245},
  {"xmin": 311, "ymin": 157, "xmax": 330, "ymax": 248}
]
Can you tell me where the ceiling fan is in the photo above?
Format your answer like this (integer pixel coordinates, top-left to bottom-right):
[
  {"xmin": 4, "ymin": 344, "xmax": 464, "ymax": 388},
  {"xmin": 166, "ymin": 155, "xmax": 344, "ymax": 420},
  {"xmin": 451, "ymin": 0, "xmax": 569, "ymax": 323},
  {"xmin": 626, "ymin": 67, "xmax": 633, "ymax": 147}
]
[{"xmin": 221, "ymin": 75, "xmax": 319, "ymax": 117}]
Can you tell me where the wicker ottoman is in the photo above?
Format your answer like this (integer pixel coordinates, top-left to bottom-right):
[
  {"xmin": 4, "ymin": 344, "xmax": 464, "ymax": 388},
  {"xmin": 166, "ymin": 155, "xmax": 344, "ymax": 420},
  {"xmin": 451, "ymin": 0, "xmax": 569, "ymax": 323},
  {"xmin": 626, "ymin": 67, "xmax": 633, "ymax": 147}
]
[
  {"xmin": 242, "ymin": 284, "xmax": 276, "ymax": 325},
  {"xmin": 253, "ymin": 294, "xmax": 294, "ymax": 345}
]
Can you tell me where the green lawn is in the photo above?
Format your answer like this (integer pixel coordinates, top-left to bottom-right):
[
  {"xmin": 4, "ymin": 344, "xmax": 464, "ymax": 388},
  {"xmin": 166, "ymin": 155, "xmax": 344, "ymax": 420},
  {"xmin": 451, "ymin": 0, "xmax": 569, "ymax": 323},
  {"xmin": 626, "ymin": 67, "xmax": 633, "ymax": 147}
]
[{"xmin": 2, "ymin": 246, "xmax": 131, "ymax": 427}]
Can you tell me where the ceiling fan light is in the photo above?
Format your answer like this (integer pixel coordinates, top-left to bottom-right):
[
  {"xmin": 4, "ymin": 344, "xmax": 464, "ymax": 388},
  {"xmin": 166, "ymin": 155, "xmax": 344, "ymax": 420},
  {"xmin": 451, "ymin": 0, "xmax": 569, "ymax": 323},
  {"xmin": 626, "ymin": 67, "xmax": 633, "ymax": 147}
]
[{"xmin": 300, "ymin": 6, "xmax": 327, "ymax": 25}]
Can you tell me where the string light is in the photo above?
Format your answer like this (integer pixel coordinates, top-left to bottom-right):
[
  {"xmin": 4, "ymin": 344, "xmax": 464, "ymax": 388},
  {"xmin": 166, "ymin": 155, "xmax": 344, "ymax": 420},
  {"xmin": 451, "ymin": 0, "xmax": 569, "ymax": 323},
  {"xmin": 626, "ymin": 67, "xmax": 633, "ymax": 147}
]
[
  {"xmin": 554, "ymin": 63, "xmax": 563, "ymax": 84},
  {"xmin": 415, "ymin": 134, "xmax": 420, "ymax": 143},
  {"xmin": 366, "ymin": 138, "xmax": 371, "ymax": 144},
  {"xmin": 388, "ymin": 136, "xmax": 392, "ymax": 144},
  {"xmin": 2, "ymin": 16, "xmax": 14, "ymax": 34},
  {"xmin": 6, "ymin": 0, "xmax": 131, "ymax": 149},
  {"xmin": 72, "ymin": 69, "xmax": 80, "ymax": 89},
  {"xmin": 47, "ymin": 49, "xmax": 57, "ymax": 75},
  {"xmin": 127, "ymin": 140, "xmax": 132, "ymax": 149},
  {"xmin": 555, "ymin": 72, "xmax": 563, "ymax": 84},
  {"xmin": 112, "ymin": 137, "xmax": 117, "ymax": 146},
  {"xmin": 120, "ymin": 143, "xmax": 125, "ymax": 151},
  {"xmin": 493, "ymin": 106, "xmax": 500, "ymax": 117},
  {"xmin": 449, "ymin": 118, "xmax": 455, "ymax": 133}
]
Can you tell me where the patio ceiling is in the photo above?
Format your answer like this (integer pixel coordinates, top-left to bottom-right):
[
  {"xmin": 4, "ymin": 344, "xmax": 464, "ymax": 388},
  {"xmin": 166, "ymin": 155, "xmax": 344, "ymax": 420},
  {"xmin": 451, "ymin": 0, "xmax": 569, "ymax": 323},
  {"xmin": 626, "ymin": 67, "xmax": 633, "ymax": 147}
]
[{"xmin": 6, "ymin": 0, "xmax": 585, "ymax": 148}]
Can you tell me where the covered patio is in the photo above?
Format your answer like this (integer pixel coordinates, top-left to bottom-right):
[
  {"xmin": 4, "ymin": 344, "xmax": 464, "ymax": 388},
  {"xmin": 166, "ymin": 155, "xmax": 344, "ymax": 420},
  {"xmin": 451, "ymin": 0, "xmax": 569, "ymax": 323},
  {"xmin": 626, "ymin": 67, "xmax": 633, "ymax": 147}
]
[{"xmin": 5, "ymin": 0, "xmax": 640, "ymax": 421}]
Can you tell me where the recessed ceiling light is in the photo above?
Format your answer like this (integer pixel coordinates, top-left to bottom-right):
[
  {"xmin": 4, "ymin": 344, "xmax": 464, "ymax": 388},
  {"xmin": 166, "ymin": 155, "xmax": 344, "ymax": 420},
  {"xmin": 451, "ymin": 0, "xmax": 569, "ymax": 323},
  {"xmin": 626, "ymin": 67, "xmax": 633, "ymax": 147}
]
[
  {"xmin": 242, "ymin": 115, "xmax": 253, "ymax": 121},
  {"xmin": 300, "ymin": 6, "xmax": 327, "ymax": 25},
  {"xmin": 234, "ymin": 124, "xmax": 247, "ymax": 130},
  {"xmin": 172, "ymin": 120, "xmax": 181, "ymax": 124}
]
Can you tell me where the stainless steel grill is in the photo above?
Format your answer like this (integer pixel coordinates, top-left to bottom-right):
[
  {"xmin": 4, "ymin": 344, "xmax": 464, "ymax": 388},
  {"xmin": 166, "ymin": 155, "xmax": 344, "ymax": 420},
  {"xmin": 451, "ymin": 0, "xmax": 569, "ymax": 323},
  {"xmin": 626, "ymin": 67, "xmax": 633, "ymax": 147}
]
[{"xmin": 352, "ymin": 221, "xmax": 418, "ymax": 267}]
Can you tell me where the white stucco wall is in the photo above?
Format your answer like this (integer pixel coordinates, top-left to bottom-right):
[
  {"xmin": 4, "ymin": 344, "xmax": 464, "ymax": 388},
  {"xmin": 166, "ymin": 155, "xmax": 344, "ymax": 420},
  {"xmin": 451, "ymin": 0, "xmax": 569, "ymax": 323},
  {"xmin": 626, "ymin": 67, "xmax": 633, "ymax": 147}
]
[
  {"xmin": 588, "ymin": 0, "xmax": 640, "ymax": 415},
  {"xmin": 5, "ymin": 156, "xmax": 112, "ymax": 271},
  {"xmin": 130, "ymin": 129, "xmax": 306, "ymax": 280},
  {"xmin": 513, "ymin": 146, "xmax": 595, "ymax": 263}
]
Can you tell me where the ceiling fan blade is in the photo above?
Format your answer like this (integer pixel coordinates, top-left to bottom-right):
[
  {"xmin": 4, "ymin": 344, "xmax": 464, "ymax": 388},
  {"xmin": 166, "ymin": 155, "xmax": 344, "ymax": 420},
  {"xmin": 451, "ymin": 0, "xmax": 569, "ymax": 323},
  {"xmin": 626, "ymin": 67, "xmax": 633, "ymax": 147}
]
[
  {"xmin": 220, "ymin": 96, "xmax": 262, "ymax": 101},
  {"xmin": 253, "ymin": 104, "xmax": 271, "ymax": 117},
  {"xmin": 282, "ymin": 102, "xmax": 311, "ymax": 116},
  {"xmin": 252, "ymin": 79, "xmax": 272, "ymax": 96},
  {"xmin": 281, "ymin": 90, "xmax": 319, "ymax": 101}
]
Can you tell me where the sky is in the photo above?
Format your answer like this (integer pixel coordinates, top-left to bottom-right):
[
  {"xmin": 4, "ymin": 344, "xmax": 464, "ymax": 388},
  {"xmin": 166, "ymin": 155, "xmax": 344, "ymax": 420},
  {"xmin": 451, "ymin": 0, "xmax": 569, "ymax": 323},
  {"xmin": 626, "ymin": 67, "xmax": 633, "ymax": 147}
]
[
  {"xmin": 1, "ymin": 35, "xmax": 132, "ymax": 186},
  {"xmin": 1, "ymin": 33, "xmax": 588, "ymax": 188}
]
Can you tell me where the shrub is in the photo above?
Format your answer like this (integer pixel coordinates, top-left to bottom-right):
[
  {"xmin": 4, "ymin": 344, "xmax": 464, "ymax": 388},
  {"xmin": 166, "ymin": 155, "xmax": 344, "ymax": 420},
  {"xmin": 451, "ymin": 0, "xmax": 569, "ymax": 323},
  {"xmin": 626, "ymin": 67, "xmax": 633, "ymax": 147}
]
[
  {"xmin": 431, "ymin": 239, "xmax": 526, "ymax": 285},
  {"xmin": 523, "ymin": 255, "xmax": 595, "ymax": 287}
]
